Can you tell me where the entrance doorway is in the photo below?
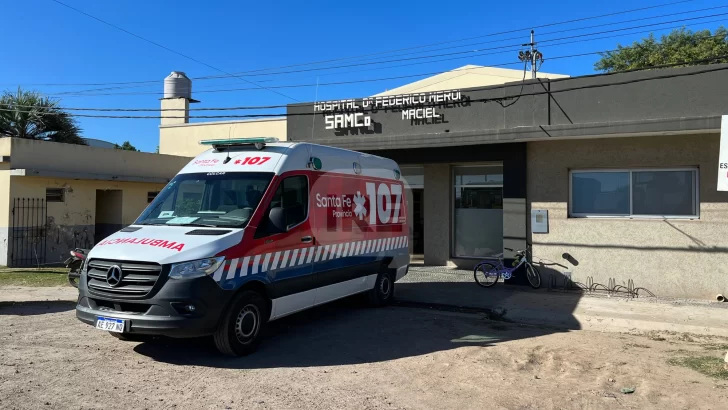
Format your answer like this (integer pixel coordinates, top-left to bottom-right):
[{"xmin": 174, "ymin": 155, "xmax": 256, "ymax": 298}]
[
  {"xmin": 412, "ymin": 189, "xmax": 424, "ymax": 255},
  {"xmin": 401, "ymin": 166, "xmax": 425, "ymax": 260},
  {"xmin": 95, "ymin": 190, "xmax": 123, "ymax": 244}
]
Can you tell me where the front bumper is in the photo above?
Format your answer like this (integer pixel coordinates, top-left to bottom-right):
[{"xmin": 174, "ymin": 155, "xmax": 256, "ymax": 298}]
[{"xmin": 76, "ymin": 272, "xmax": 235, "ymax": 338}]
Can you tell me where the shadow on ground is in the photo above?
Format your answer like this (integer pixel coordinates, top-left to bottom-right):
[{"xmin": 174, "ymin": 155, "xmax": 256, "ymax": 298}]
[
  {"xmin": 394, "ymin": 281, "xmax": 584, "ymax": 329},
  {"xmin": 0, "ymin": 300, "xmax": 76, "ymax": 316},
  {"xmin": 133, "ymin": 295, "xmax": 568, "ymax": 369}
]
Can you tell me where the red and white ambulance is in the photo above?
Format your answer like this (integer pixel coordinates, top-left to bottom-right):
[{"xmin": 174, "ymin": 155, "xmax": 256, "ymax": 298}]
[{"xmin": 76, "ymin": 138, "xmax": 410, "ymax": 355}]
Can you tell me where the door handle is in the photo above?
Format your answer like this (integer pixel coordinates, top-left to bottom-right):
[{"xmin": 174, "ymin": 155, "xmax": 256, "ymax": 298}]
[{"xmin": 301, "ymin": 236, "xmax": 314, "ymax": 243}]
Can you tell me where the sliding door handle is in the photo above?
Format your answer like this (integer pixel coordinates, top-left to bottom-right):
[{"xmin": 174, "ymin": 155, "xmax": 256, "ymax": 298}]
[{"xmin": 301, "ymin": 236, "xmax": 314, "ymax": 243}]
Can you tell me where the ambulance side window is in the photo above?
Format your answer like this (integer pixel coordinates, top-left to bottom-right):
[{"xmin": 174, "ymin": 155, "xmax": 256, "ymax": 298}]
[{"xmin": 256, "ymin": 175, "xmax": 309, "ymax": 238}]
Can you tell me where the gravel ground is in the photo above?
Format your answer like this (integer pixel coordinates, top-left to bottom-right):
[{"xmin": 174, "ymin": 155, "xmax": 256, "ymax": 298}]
[{"xmin": 2, "ymin": 297, "xmax": 728, "ymax": 409}]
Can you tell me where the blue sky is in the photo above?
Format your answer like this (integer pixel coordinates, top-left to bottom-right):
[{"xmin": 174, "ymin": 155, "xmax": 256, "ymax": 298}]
[{"xmin": 1, "ymin": 0, "xmax": 726, "ymax": 152}]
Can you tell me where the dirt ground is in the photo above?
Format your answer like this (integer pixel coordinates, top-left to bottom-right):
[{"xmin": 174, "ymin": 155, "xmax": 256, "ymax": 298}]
[{"xmin": 1, "ymin": 298, "xmax": 727, "ymax": 410}]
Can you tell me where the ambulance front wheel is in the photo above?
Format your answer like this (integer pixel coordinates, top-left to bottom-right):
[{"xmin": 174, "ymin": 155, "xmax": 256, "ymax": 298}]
[
  {"xmin": 368, "ymin": 270, "xmax": 395, "ymax": 307},
  {"xmin": 214, "ymin": 290, "xmax": 267, "ymax": 356}
]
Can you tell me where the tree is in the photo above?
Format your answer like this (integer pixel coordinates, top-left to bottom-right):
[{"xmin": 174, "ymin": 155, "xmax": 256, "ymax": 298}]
[
  {"xmin": 114, "ymin": 141, "xmax": 139, "ymax": 151},
  {"xmin": 0, "ymin": 88, "xmax": 86, "ymax": 145},
  {"xmin": 594, "ymin": 27, "xmax": 728, "ymax": 73}
]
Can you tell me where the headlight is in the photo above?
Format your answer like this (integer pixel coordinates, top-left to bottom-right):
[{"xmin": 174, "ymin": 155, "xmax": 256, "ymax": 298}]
[{"xmin": 169, "ymin": 257, "xmax": 225, "ymax": 280}]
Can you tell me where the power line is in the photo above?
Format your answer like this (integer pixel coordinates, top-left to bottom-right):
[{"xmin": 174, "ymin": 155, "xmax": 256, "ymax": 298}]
[
  {"xmin": 305, "ymin": 4, "xmax": 728, "ymax": 67},
  {"xmin": 197, "ymin": 0, "xmax": 699, "ymax": 79},
  {"xmin": 6, "ymin": 0, "xmax": 696, "ymax": 88},
  {"xmin": 48, "ymin": 0, "xmax": 300, "ymax": 102},
  {"xmin": 45, "ymin": 24, "xmax": 728, "ymax": 100},
  {"xmin": 162, "ymin": 12, "xmax": 728, "ymax": 82},
  {"xmin": 4, "ymin": 55, "xmax": 727, "ymax": 118}
]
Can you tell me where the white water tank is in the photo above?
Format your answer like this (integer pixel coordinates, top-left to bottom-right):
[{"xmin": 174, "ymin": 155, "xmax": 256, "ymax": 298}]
[{"xmin": 164, "ymin": 71, "xmax": 192, "ymax": 99}]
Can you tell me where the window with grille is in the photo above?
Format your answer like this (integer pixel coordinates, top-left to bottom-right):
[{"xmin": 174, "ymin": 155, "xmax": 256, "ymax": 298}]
[{"xmin": 46, "ymin": 188, "xmax": 65, "ymax": 203}]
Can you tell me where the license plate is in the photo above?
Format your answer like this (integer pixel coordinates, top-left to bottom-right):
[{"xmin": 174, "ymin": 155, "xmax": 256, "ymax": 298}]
[{"xmin": 95, "ymin": 316, "xmax": 125, "ymax": 333}]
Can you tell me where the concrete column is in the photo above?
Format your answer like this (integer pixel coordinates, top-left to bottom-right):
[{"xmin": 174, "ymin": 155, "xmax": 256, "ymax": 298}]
[
  {"xmin": 503, "ymin": 198, "xmax": 527, "ymax": 258},
  {"xmin": 423, "ymin": 164, "xmax": 450, "ymax": 265},
  {"xmin": 404, "ymin": 186, "xmax": 414, "ymax": 255},
  {"xmin": 160, "ymin": 98, "xmax": 190, "ymax": 126},
  {"xmin": 503, "ymin": 147, "xmax": 528, "ymax": 259}
]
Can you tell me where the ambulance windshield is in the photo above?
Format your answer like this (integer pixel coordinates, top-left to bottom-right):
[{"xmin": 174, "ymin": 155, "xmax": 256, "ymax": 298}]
[{"xmin": 136, "ymin": 172, "xmax": 274, "ymax": 228}]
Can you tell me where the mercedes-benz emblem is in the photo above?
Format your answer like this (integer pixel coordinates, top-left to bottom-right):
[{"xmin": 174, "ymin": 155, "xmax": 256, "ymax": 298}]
[{"xmin": 106, "ymin": 265, "xmax": 123, "ymax": 287}]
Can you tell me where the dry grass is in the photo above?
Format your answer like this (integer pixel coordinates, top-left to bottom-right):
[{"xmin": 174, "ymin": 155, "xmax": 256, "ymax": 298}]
[
  {"xmin": 668, "ymin": 356, "xmax": 728, "ymax": 380},
  {"xmin": 0, "ymin": 268, "xmax": 69, "ymax": 287}
]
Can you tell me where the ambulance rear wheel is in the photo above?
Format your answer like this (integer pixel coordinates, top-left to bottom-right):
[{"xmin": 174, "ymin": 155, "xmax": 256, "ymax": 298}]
[
  {"xmin": 368, "ymin": 270, "xmax": 395, "ymax": 307},
  {"xmin": 214, "ymin": 290, "xmax": 267, "ymax": 357}
]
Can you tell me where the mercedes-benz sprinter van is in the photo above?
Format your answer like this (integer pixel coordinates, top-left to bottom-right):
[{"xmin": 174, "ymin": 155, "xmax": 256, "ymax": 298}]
[{"xmin": 76, "ymin": 138, "xmax": 410, "ymax": 356}]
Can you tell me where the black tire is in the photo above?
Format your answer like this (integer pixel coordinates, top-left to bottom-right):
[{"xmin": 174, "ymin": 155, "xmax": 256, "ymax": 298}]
[
  {"xmin": 214, "ymin": 290, "xmax": 268, "ymax": 357},
  {"xmin": 474, "ymin": 262, "xmax": 500, "ymax": 288},
  {"xmin": 67, "ymin": 271, "xmax": 80, "ymax": 288},
  {"xmin": 368, "ymin": 270, "xmax": 395, "ymax": 307},
  {"xmin": 525, "ymin": 264, "xmax": 542, "ymax": 289}
]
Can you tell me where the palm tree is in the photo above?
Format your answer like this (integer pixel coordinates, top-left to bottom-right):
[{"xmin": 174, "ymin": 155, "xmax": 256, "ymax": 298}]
[{"xmin": 0, "ymin": 88, "xmax": 86, "ymax": 145}]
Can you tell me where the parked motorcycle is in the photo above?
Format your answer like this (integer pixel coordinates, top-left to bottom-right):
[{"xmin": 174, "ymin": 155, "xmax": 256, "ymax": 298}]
[{"xmin": 64, "ymin": 248, "xmax": 88, "ymax": 288}]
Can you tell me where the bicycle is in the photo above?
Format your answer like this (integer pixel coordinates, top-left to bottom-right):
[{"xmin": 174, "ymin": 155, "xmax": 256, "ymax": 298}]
[{"xmin": 473, "ymin": 247, "xmax": 542, "ymax": 289}]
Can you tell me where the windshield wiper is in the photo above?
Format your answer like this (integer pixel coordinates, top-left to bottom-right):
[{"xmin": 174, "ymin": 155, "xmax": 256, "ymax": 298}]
[{"xmin": 171, "ymin": 223, "xmax": 220, "ymax": 228}]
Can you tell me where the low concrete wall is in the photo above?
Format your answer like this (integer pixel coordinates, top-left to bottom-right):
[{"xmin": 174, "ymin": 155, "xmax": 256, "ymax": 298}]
[
  {"xmin": 7, "ymin": 138, "xmax": 190, "ymax": 179},
  {"xmin": 527, "ymin": 134, "xmax": 728, "ymax": 299}
]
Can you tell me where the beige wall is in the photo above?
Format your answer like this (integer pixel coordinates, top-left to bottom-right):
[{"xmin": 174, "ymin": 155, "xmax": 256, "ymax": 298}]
[
  {"xmin": 4, "ymin": 176, "xmax": 166, "ymax": 265},
  {"xmin": 0, "ymin": 171, "xmax": 11, "ymax": 266},
  {"xmin": 160, "ymin": 98, "xmax": 190, "ymax": 126},
  {"xmin": 159, "ymin": 118, "xmax": 287, "ymax": 157},
  {"xmin": 528, "ymin": 134, "xmax": 728, "ymax": 299},
  {"xmin": 10, "ymin": 177, "xmax": 161, "ymax": 226},
  {"xmin": 0, "ymin": 138, "xmax": 10, "ymax": 156},
  {"xmin": 7, "ymin": 138, "xmax": 190, "ymax": 179}
]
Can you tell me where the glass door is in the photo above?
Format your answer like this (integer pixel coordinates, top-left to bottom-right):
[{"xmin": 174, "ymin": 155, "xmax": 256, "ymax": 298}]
[{"xmin": 452, "ymin": 165, "xmax": 504, "ymax": 258}]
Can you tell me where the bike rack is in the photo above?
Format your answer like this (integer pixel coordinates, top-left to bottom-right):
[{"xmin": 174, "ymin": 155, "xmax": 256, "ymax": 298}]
[{"xmin": 548, "ymin": 275, "xmax": 655, "ymax": 299}]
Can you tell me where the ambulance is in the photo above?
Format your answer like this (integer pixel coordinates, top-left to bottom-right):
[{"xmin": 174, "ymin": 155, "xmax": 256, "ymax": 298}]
[{"xmin": 75, "ymin": 138, "xmax": 410, "ymax": 356}]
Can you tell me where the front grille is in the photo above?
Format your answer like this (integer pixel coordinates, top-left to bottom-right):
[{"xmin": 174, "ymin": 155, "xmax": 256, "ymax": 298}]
[
  {"xmin": 87, "ymin": 259, "xmax": 163, "ymax": 298},
  {"xmin": 90, "ymin": 298, "xmax": 151, "ymax": 314}
]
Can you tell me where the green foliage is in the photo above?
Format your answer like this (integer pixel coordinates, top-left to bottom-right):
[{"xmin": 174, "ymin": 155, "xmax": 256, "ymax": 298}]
[
  {"xmin": 595, "ymin": 27, "xmax": 728, "ymax": 72},
  {"xmin": 114, "ymin": 140, "xmax": 139, "ymax": 151},
  {"xmin": 0, "ymin": 88, "xmax": 86, "ymax": 145}
]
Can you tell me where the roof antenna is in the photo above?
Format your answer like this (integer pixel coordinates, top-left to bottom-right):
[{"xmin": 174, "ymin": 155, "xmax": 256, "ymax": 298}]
[{"xmin": 223, "ymin": 127, "xmax": 232, "ymax": 164}]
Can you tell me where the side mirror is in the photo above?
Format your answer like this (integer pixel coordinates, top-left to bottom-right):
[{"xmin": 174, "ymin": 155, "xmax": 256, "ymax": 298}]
[{"xmin": 268, "ymin": 207, "xmax": 287, "ymax": 233}]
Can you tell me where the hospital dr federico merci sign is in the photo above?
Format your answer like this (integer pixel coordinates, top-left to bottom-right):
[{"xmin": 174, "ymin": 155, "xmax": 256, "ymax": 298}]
[{"xmin": 313, "ymin": 89, "xmax": 468, "ymax": 130}]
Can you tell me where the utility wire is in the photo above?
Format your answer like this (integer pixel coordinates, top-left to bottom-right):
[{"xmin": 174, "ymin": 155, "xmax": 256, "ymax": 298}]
[
  {"xmin": 197, "ymin": 0, "xmax": 699, "ymax": 79},
  {"xmin": 48, "ymin": 0, "xmax": 300, "ymax": 102},
  {"xmin": 50, "ymin": 16, "xmax": 728, "ymax": 99},
  {"xmin": 42, "ymin": 27, "xmax": 728, "ymax": 101},
  {"xmin": 141, "ymin": 12, "xmax": 728, "ymax": 81},
  {"xmin": 58, "ymin": 9, "xmax": 727, "ymax": 98},
  {"xmin": 3, "ymin": 55, "xmax": 727, "ymax": 118},
  {"xmin": 7, "ymin": 0, "xmax": 696, "ymax": 88}
]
